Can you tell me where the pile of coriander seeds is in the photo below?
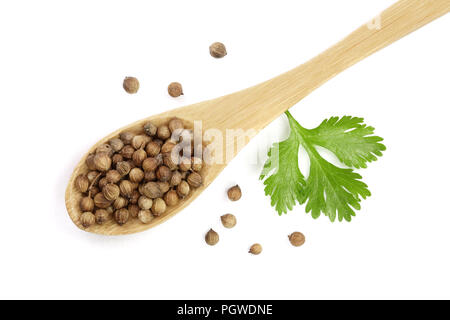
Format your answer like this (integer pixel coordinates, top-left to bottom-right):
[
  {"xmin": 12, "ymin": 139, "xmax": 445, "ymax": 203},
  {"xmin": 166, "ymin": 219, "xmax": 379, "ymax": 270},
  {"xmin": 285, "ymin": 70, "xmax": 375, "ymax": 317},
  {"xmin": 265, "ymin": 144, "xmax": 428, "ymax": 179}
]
[{"xmin": 74, "ymin": 117, "xmax": 204, "ymax": 228}]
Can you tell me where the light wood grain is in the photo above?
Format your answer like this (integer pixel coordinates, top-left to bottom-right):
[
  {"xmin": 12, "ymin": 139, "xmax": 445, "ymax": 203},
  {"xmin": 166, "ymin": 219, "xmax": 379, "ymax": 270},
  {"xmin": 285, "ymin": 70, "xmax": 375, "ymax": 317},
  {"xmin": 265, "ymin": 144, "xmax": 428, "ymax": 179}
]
[{"xmin": 66, "ymin": 0, "xmax": 450, "ymax": 235}]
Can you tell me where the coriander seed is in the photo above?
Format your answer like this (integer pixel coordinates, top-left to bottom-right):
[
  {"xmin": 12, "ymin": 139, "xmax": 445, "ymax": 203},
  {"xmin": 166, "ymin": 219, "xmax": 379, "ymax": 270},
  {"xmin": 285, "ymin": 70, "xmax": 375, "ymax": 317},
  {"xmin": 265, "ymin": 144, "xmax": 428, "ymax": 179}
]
[
  {"xmin": 168, "ymin": 117, "xmax": 184, "ymax": 133},
  {"xmin": 191, "ymin": 157, "xmax": 203, "ymax": 172},
  {"xmin": 205, "ymin": 229, "xmax": 219, "ymax": 246},
  {"xmin": 123, "ymin": 76, "xmax": 139, "ymax": 94},
  {"xmin": 120, "ymin": 132, "xmax": 135, "ymax": 145},
  {"xmin": 116, "ymin": 161, "xmax": 131, "ymax": 176},
  {"xmin": 121, "ymin": 145, "xmax": 135, "ymax": 159},
  {"xmin": 157, "ymin": 125, "xmax": 171, "ymax": 140},
  {"xmin": 168, "ymin": 82, "xmax": 183, "ymax": 98},
  {"xmin": 288, "ymin": 232, "xmax": 305, "ymax": 247},
  {"xmin": 109, "ymin": 138, "xmax": 124, "ymax": 152},
  {"xmin": 86, "ymin": 154, "xmax": 97, "ymax": 170},
  {"xmin": 144, "ymin": 122, "xmax": 157, "ymax": 136},
  {"xmin": 115, "ymin": 208, "xmax": 129, "ymax": 225},
  {"xmin": 132, "ymin": 135, "xmax": 147, "ymax": 150},
  {"xmin": 145, "ymin": 141, "xmax": 160, "ymax": 157},
  {"xmin": 156, "ymin": 165, "xmax": 172, "ymax": 182},
  {"xmin": 75, "ymin": 174, "xmax": 89, "ymax": 193},
  {"xmin": 113, "ymin": 197, "xmax": 128, "ymax": 210},
  {"xmin": 94, "ymin": 193, "xmax": 112, "ymax": 209},
  {"xmin": 129, "ymin": 167, "xmax": 144, "ymax": 183},
  {"xmin": 227, "ymin": 185, "xmax": 242, "ymax": 201},
  {"xmin": 138, "ymin": 196, "xmax": 153, "ymax": 210},
  {"xmin": 80, "ymin": 212, "xmax": 95, "ymax": 228},
  {"xmin": 164, "ymin": 190, "xmax": 179, "ymax": 206},
  {"xmin": 163, "ymin": 153, "xmax": 179, "ymax": 171},
  {"xmin": 249, "ymin": 243, "xmax": 262, "ymax": 255},
  {"xmin": 96, "ymin": 144, "xmax": 114, "ymax": 157},
  {"xmin": 209, "ymin": 42, "xmax": 227, "ymax": 58},
  {"xmin": 94, "ymin": 153, "xmax": 112, "ymax": 172},
  {"xmin": 142, "ymin": 182, "xmax": 162, "ymax": 199},
  {"xmin": 151, "ymin": 198, "xmax": 166, "ymax": 216},
  {"xmin": 80, "ymin": 196, "xmax": 94, "ymax": 212},
  {"xmin": 112, "ymin": 154, "xmax": 124, "ymax": 165},
  {"xmin": 221, "ymin": 214, "xmax": 237, "ymax": 229},
  {"xmin": 98, "ymin": 177, "xmax": 108, "ymax": 189},
  {"xmin": 119, "ymin": 180, "xmax": 134, "ymax": 198},
  {"xmin": 179, "ymin": 157, "xmax": 191, "ymax": 172},
  {"xmin": 132, "ymin": 149, "xmax": 147, "ymax": 166},
  {"xmin": 161, "ymin": 141, "xmax": 176, "ymax": 154},
  {"xmin": 170, "ymin": 170, "xmax": 182, "ymax": 186},
  {"xmin": 95, "ymin": 209, "xmax": 110, "ymax": 225},
  {"xmin": 128, "ymin": 204, "xmax": 140, "ymax": 218},
  {"xmin": 106, "ymin": 170, "xmax": 121, "ymax": 184},
  {"xmin": 142, "ymin": 157, "xmax": 158, "ymax": 172},
  {"xmin": 138, "ymin": 209, "xmax": 154, "ymax": 224},
  {"xmin": 177, "ymin": 180, "xmax": 190, "ymax": 198},
  {"xmin": 187, "ymin": 172, "xmax": 202, "ymax": 188},
  {"xmin": 103, "ymin": 183, "xmax": 120, "ymax": 201}
]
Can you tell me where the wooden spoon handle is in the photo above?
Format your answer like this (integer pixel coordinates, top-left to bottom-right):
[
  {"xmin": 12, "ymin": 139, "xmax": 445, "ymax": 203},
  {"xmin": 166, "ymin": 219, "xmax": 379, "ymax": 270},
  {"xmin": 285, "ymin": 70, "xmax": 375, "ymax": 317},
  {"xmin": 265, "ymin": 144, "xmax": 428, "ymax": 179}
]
[{"xmin": 210, "ymin": 0, "xmax": 450, "ymax": 133}]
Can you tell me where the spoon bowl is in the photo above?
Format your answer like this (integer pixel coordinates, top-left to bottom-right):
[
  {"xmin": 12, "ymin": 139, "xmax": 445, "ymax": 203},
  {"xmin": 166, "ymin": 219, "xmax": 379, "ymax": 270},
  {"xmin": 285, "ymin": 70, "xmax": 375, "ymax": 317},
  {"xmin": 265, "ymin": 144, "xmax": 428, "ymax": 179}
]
[{"xmin": 66, "ymin": 0, "xmax": 449, "ymax": 235}]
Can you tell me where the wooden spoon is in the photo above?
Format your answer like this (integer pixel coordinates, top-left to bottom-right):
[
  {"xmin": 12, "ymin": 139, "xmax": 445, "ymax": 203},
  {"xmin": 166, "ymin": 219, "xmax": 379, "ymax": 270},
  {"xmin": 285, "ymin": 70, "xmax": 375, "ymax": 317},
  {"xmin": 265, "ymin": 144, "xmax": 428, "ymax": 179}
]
[{"xmin": 66, "ymin": 0, "xmax": 449, "ymax": 235}]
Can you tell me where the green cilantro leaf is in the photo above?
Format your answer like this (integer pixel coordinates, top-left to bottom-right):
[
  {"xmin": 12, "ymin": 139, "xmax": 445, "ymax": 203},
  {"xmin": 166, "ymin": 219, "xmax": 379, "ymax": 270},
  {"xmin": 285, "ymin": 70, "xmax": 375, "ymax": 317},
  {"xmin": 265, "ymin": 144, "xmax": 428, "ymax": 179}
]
[{"xmin": 260, "ymin": 111, "xmax": 385, "ymax": 222}]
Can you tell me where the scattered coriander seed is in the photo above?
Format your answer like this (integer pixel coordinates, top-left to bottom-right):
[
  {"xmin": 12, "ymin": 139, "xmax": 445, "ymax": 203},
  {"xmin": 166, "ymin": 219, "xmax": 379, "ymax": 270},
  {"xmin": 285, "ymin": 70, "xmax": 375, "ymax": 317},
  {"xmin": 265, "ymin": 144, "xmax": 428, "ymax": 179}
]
[
  {"xmin": 157, "ymin": 125, "xmax": 171, "ymax": 140},
  {"xmin": 132, "ymin": 149, "xmax": 147, "ymax": 166},
  {"xmin": 227, "ymin": 185, "xmax": 242, "ymax": 201},
  {"xmin": 205, "ymin": 229, "xmax": 219, "ymax": 246},
  {"xmin": 112, "ymin": 154, "xmax": 124, "ymax": 165},
  {"xmin": 288, "ymin": 232, "xmax": 305, "ymax": 247},
  {"xmin": 151, "ymin": 198, "xmax": 166, "ymax": 216},
  {"xmin": 221, "ymin": 214, "xmax": 237, "ymax": 229},
  {"xmin": 128, "ymin": 204, "xmax": 140, "ymax": 218},
  {"xmin": 157, "ymin": 181, "xmax": 170, "ymax": 194},
  {"xmin": 93, "ymin": 153, "xmax": 112, "ymax": 172},
  {"xmin": 142, "ymin": 157, "xmax": 159, "ymax": 172},
  {"xmin": 75, "ymin": 174, "xmax": 89, "ymax": 193},
  {"xmin": 156, "ymin": 165, "xmax": 172, "ymax": 182},
  {"xmin": 116, "ymin": 161, "xmax": 132, "ymax": 176},
  {"xmin": 94, "ymin": 193, "xmax": 113, "ymax": 209},
  {"xmin": 145, "ymin": 141, "xmax": 161, "ymax": 157},
  {"xmin": 80, "ymin": 196, "xmax": 94, "ymax": 212},
  {"xmin": 132, "ymin": 135, "xmax": 147, "ymax": 150},
  {"xmin": 119, "ymin": 180, "xmax": 134, "ymax": 198},
  {"xmin": 113, "ymin": 197, "xmax": 128, "ymax": 210},
  {"xmin": 120, "ymin": 132, "xmax": 135, "ymax": 145},
  {"xmin": 115, "ymin": 208, "xmax": 129, "ymax": 225},
  {"xmin": 80, "ymin": 212, "xmax": 95, "ymax": 228},
  {"xmin": 121, "ymin": 145, "xmax": 135, "ymax": 159},
  {"xmin": 95, "ymin": 209, "xmax": 110, "ymax": 225},
  {"xmin": 109, "ymin": 138, "xmax": 124, "ymax": 152},
  {"xmin": 164, "ymin": 190, "xmax": 179, "ymax": 206},
  {"xmin": 187, "ymin": 172, "xmax": 202, "ymax": 188},
  {"xmin": 177, "ymin": 180, "xmax": 190, "ymax": 198},
  {"xmin": 144, "ymin": 122, "xmax": 157, "ymax": 136},
  {"xmin": 168, "ymin": 82, "xmax": 183, "ymax": 98},
  {"xmin": 209, "ymin": 42, "xmax": 227, "ymax": 58},
  {"xmin": 142, "ymin": 182, "xmax": 162, "ymax": 199},
  {"xmin": 249, "ymin": 243, "xmax": 262, "ymax": 255},
  {"xmin": 86, "ymin": 154, "xmax": 97, "ymax": 170},
  {"xmin": 106, "ymin": 170, "xmax": 121, "ymax": 184},
  {"xmin": 103, "ymin": 183, "xmax": 120, "ymax": 201},
  {"xmin": 129, "ymin": 168, "xmax": 145, "ymax": 183},
  {"xmin": 138, "ymin": 196, "xmax": 153, "ymax": 210},
  {"xmin": 96, "ymin": 144, "xmax": 114, "ymax": 157},
  {"xmin": 123, "ymin": 76, "xmax": 139, "ymax": 94},
  {"xmin": 138, "ymin": 210, "xmax": 154, "ymax": 224}
]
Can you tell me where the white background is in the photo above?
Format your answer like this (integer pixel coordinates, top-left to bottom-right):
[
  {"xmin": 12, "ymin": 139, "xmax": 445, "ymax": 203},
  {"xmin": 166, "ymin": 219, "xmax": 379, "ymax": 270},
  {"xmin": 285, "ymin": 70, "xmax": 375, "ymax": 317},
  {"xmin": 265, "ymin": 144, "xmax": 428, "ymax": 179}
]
[{"xmin": 0, "ymin": 0, "xmax": 449, "ymax": 299}]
